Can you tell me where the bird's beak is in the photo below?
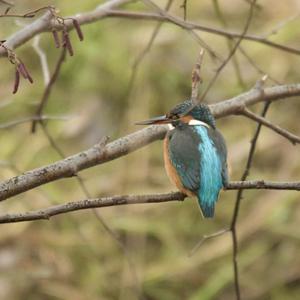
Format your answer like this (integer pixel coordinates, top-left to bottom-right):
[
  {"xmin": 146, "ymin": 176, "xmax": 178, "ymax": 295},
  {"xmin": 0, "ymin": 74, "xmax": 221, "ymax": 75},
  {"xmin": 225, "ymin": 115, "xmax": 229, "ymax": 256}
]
[{"xmin": 135, "ymin": 115, "xmax": 172, "ymax": 125}]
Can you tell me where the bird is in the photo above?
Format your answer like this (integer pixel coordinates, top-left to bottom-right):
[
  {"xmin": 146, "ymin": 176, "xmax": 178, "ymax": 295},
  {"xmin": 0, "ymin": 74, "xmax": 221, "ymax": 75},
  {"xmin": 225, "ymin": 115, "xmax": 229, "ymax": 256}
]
[{"xmin": 136, "ymin": 100, "xmax": 228, "ymax": 218}]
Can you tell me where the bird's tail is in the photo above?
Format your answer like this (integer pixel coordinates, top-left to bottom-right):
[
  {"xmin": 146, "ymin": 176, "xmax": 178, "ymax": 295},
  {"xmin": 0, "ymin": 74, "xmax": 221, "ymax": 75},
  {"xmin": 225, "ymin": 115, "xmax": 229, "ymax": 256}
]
[
  {"xmin": 196, "ymin": 191, "xmax": 219, "ymax": 218},
  {"xmin": 198, "ymin": 201, "xmax": 215, "ymax": 218}
]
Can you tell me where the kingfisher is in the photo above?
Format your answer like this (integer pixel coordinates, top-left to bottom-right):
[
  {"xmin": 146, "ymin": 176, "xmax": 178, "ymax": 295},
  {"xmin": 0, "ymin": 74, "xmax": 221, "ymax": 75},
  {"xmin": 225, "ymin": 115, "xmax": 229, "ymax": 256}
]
[{"xmin": 136, "ymin": 100, "xmax": 228, "ymax": 218}]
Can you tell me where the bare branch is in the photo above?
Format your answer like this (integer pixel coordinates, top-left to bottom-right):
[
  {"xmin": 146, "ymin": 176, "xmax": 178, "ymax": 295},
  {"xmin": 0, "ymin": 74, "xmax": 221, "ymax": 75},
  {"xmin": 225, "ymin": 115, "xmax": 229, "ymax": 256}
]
[
  {"xmin": 141, "ymin": 0, "xmax": 221, "ymax": 60},
  {"xmin": 210, "ymin": 83, "xmax": 300, "ymax": 118},
  {"xmin": 212, "ymin": 0, "xmax": 246, "ymax": 89},
  {"xmin": 104, "ymin": 10, "xmax": 300, "ymax": 56},
  {"xmin": 191, "ymin": 49, "xmax": 204, "ymax": 104},
  {"xmin": 0, "ymin": 126, "xmax": 165, "ymax": 201},
  {"xmin": 0, "ymin": 115, "xmax": 70, "ymax": 129},
  {"xmin": 180, "ymin": 0, "xmax": 188, "ymax": 20},
  {"xmin": 0, "ymin": 192, "xmax": 186, "ymax": 223},
  {"xmin": 239, "ymin": 107, "xmax": 300, "ymax": 145},
  {"xmin": 32, "ymin": 36, "xmax": 50, "ymax": 85},
  {"xmin": 238, "ymin": 46, "xmax": 281, "ymax": 85},
  {"xmin": 1, "ymin": 1, "xmax": 299, "ymax": 59},
  {"xmin": 200, "ymin": 0, "xmax": 257, "ymax": 101},
  {"xmin": 226, "ymin": 180, "xmax": 300, "ymax": 191},
  {"xmin": 0, "ymin": 0, "xmax": 14, "ymax": 6},
  {"xmin": 189, "ymin": 229, "xmax": 230, "ymax": 256},
  {"xmin": 0, "ymin": 179, "xmax": 300, "ymax": 223},
  {"xmin": 31, "ymin": 47, "xmax": 66, "ymax": 132},
  {"xmin": 230, "ymin": 79, "xmax": 269, "ymax": 300},
  {"xmin": 0, "ymin": 0, "xmax": 132, "ymax": 56},
  {"xmin": 124, "ymin": 0, "xmax": 174, "ymax": 100},
  {"xmin": 0, "ymin": 83, "xmax": 300, "ymax": 201}
]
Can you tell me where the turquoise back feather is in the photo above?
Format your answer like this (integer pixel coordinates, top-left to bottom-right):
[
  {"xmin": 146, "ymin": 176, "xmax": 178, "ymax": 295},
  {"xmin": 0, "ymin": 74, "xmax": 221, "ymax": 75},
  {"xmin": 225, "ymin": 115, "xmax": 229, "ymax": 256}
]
[{"xmin": 194, "ymin": 126, "xmax": 223, "ymax": 217}]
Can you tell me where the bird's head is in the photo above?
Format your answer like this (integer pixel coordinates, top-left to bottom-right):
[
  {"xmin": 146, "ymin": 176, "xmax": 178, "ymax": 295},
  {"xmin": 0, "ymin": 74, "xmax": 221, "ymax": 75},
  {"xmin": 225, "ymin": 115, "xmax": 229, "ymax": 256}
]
[{"xmin": 136, "ymin": 100, "xmax": 216, "ymax": 128}]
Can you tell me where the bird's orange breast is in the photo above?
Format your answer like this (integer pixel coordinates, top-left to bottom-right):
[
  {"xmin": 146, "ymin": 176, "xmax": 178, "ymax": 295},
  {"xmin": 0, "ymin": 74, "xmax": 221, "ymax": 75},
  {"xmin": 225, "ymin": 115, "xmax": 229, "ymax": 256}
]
[{"xmin": 163, "ymin": 135, "xmax": 195, "ymax": 197}]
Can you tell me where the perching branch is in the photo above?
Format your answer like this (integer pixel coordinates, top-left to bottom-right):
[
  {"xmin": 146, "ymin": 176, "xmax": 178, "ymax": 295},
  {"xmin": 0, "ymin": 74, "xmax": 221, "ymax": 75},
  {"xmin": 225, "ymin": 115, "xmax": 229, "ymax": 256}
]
[
  {"xmin": 0, "ymin": 83, "xmax": 300, "ymax": 202},
  {"xmin": 1, "ymin": 179, "xmax": 300, "ymax": 224}
]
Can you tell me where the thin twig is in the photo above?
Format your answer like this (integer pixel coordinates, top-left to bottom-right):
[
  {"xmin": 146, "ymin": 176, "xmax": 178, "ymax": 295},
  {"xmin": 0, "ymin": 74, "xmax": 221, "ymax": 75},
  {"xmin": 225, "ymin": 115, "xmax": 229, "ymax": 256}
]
[
  {"xmin": 212, "ymin": 0, "xmax": 246, "ymax": 89},
  {"xmin": 0, "ymin": 0, "xmax": 13, "ymax": 6},
  {"xmin": 1, "ymin": 5, "xmax": 300, "ymax": 58},
  {"xmin": 104, "ymin": 10, "xmax": 300, "ymax": 56},
  {"xmin": 239, "ymin": 107, "xmax": 300, "ymax": 145},
  {"xmin": 189, "ymin": 229, "xmax": 230, "ymax": 256},
  {"xmin": 263, "ymin": 13, "xmax": 299, "ymax": 38},
  {"xmin": 124, "ymin": 0, "xmax": 174, "ymax": 101},
  {"xmin": 0, "ymin": 0, "xmax": 132, "ymax": 56},
  {"xmin": 31, "ymin": 47, "xmax": 66, "ymax": 133},
  {"xmin": 0, "ymin": 115, "xmax": 70, "ymax": 129},
  {"xmin": 238, "ymin": 46, "xmax": 281, "ymax": 85},
  {"xmin": 230, "ymin": 77, "xmax": 270, "ymax": 300},
  {"xmin": 32, "ymin": 35, "xmax": 50, "ymax": 85},
  {"xmin": 190, "ymin": 49, "xmax": 204, "ymax": 104},
  {"xmin": 180, "ymin": 0, "xmax": 188, "ymax": 20},
  {"xmin": 200, "ymin": 0, "xmax": 257, "ymax": 102},
  {"xmin": 141, "ymin": 0, "xmax": 222, "ymax": 60}
]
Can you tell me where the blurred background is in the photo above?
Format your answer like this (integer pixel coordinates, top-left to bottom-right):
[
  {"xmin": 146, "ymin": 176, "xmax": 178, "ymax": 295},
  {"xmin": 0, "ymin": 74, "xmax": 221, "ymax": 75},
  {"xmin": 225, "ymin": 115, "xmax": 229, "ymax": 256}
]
[{"xmin": 0, "ymin": 0, "xmax": 300, "ymax": 299}]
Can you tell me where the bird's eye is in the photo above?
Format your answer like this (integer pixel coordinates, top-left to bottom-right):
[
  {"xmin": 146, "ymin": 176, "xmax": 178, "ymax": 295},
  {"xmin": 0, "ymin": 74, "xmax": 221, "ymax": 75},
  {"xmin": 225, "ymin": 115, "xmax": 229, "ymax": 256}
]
[{"xmin": 171, "ymin": 114, "xmax": 178, "ymax": 120}]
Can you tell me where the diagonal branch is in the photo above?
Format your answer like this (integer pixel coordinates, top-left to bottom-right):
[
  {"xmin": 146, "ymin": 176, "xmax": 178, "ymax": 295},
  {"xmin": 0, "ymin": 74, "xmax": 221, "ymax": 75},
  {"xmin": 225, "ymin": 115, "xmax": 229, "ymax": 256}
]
[
  {"xmin": 238, "ymin": 107, "xmax": 300, "ymax": 145},
  {"xmin": 0, "ymin": 125, "xmax": 166, "ymax": 201},
  {"xmin": 0, "ymin": 84, "xmax": 300, "ymax": 202},
  {"xmin": 104, "ymin": 10, "xmax": 300, "ymax": 56},
  {"xmin": 0, "ymin": 115, "xmax": 70, "ymax": 129},
  {"xmin": 210, "ymin": 83, "xmax": 300, "ymax": 118},
  {"xmin": 199, "ymin": 0, "xmax": 257, "ymax": 101},
  {"xmin": 0, "ymin": 0, "xmax": 133, "ymax": 56}
]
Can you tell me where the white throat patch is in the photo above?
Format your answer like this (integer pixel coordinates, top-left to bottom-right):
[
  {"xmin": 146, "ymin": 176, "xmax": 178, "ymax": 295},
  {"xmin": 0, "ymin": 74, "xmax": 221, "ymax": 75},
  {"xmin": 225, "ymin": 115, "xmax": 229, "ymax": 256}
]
[
  {"xmin": 188, "ymin": 119, "xmax": 209, "ymax": 128},
  {"xmin": 167, "ymin": 124, "xmax": 175, "ymax": 130}
]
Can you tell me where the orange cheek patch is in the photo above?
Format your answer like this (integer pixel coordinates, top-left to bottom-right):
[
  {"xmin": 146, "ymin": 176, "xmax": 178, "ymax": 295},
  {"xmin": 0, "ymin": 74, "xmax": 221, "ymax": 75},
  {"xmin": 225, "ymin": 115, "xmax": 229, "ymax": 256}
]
[{"xmin": 180, "ymin": 115, "xmax": 193, "ymax": 123}]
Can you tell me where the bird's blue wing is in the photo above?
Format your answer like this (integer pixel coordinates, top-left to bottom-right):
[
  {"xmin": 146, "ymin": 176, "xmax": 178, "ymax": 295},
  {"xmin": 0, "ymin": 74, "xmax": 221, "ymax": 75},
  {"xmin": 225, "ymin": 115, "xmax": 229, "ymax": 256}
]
[
  {"xmin": 167, "ymin": 126, "xmax": 201, "ymax": 192},
  {"xmin": 167, "ymin": 125, "xmax": 227, "ymax": 218}
]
